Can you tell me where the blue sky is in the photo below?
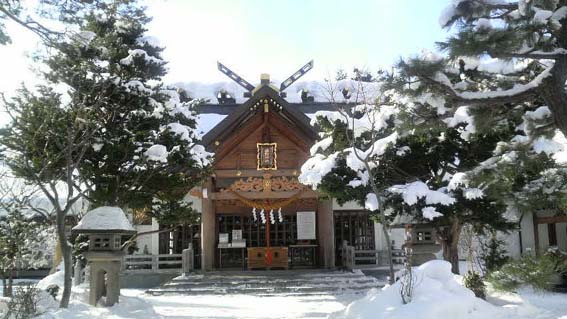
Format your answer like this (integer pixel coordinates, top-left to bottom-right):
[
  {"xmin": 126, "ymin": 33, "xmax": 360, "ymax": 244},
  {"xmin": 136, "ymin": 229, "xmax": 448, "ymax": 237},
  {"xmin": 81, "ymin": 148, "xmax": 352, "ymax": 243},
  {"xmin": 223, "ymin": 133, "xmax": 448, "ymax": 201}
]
[{"xmin": 0, "ymin": 0, "xmax": 450, "ymax": 95}]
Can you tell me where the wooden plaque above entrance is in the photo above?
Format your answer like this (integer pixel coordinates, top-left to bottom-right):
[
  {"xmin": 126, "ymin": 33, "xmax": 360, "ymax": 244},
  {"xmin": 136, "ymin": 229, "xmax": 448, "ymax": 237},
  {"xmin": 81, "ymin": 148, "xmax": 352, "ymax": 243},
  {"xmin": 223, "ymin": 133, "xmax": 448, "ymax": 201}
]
[{"xmin": 257, "ymin": 143, "xmax": 277, "ymax": 170}]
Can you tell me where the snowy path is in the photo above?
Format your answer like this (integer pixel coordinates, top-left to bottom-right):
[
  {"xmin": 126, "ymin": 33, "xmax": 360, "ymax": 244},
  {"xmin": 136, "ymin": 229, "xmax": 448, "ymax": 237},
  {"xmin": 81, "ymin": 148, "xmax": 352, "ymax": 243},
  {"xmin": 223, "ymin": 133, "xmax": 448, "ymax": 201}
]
[
  {"xmin": 123, "ymin": 288, "xmax": 567, "ymax": 319},
  {"xmin": 122, "ymin": 289, "xmax": 360, "ymax": 319}
]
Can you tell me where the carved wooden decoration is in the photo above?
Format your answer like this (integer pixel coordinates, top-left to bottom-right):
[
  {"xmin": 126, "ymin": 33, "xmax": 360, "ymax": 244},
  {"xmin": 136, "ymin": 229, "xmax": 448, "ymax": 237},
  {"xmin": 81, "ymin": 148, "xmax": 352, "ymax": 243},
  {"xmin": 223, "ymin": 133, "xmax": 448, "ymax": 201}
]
[{"xmin": 221, "ymin": 175, "xmax": 304, "ymax": 193}]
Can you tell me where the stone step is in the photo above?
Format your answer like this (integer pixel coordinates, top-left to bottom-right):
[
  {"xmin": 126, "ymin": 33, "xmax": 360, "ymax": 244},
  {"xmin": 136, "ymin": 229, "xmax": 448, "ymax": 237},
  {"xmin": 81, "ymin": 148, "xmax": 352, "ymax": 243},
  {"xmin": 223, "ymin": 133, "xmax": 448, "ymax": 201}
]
[
  {"xmin": 173, "ymin": 270, "xmax": 369, "ymax": 280},
  {"xmin": 146, "ymin": 270, "xmax": 384, "ymax": 296},
  {"xmin": 163, "ymin": 277, "xmax": 378, "ymax": 286},
  {"xmin": 159, "ymin": 281, "xmax": 379, "ymax": 291},
  {"xmin": 147, "ymin": 283, "xmax": 380, "ymax": 296}
]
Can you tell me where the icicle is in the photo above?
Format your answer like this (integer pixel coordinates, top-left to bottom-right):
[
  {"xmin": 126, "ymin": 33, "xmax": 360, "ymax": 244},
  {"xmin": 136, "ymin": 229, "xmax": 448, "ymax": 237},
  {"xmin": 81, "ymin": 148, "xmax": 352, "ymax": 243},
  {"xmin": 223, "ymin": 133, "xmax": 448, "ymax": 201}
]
[
  {"xmin": 252, "ymin": 207, "xmax": 257, "ymax": 222},
  {"xmin": 269, "ymin": 209, "xmax": 275, "ymax": 224},
  {"xmin": 278, "ymin": 207, "xmax": 283, "ymax": 223}
]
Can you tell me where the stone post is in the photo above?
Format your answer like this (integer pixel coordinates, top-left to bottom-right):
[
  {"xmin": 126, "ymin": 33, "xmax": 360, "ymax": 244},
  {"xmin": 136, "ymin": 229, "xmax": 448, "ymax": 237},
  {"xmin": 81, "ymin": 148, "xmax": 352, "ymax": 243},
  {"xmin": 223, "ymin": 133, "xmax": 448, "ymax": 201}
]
[{"xmin": 182, "ymin": 244, "xmax": 194, "ymax": 275}]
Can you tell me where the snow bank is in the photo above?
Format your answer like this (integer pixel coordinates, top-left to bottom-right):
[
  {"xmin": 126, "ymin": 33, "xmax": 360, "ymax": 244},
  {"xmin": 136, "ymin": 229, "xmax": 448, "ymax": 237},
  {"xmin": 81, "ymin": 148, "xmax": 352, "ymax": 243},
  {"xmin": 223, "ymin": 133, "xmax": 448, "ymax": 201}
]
[
  {"xmin": 37, "ymin": 270, "xmax": 65, "ymax": 291},
  {"xmin": 36, "ymin": 286, "xmax": 161, "ymax": 319},
  {"xmin": 330, "ymin": 260, "xmax": 498, "ymax": 319},
  {"xmin": 72, "ymin": 206, "xmax": 134, "ymax": 232}
]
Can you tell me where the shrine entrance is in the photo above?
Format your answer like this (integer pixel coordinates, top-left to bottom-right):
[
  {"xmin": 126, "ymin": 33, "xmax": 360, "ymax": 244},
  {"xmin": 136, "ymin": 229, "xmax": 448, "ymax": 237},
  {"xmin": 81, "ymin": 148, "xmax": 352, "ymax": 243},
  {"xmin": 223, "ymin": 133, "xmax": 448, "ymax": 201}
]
[
  {"xmin": 197, "ymin": 79, "xmax": 335, "ymax": 271},
  {"xmin": 210, "ymin": 173, "xmax": 323, "ymax": 270},
  {"xmin": 215, "ymin": 210, "xmax": 319, "ymax": 269}
]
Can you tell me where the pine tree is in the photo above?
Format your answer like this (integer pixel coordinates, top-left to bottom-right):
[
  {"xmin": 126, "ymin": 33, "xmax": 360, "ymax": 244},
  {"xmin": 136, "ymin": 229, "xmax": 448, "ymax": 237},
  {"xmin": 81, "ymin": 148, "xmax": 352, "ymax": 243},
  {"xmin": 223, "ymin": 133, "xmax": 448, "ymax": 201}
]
[
  {"xmin": 301, "ymin": 74, "xmax": 519, "ymax": 274},
  {"xmin": 397, "ymin": 0, "xmax": 567, "ymax": 137},
  {"xmin": 42, "ymin": 6, "xmax": 212, "ymax": 222},
  {"xmin": 0, "ymin": 1, "xmax": 211, "ymax": 308}
]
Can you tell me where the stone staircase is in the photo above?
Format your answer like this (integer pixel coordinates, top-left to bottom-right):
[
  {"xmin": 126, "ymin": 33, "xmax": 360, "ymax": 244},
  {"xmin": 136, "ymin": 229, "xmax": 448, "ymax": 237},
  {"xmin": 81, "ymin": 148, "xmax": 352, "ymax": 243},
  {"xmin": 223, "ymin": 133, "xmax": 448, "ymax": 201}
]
[{"xmin": 146, "ymin": 269, "xmax": 385, "ymax": 296}]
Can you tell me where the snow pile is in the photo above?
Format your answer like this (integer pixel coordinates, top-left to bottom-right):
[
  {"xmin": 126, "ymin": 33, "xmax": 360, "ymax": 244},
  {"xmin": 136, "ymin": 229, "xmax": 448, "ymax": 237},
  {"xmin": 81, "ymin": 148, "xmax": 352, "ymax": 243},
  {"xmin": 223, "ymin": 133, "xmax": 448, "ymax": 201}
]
[
  {"xmin": 37, "ymin": 269, "xmax": 64, "ymax": 291},
  {"xmin": 331, "ymin": 260, "xmax": 497, "ymax": 319},
  {"xmin": 36, "ymin": 286, "xmax": 161, "ymax": 319},
  {"xmin": 72, "ymin": 206, "xmax": 134, "ymax": 232}
]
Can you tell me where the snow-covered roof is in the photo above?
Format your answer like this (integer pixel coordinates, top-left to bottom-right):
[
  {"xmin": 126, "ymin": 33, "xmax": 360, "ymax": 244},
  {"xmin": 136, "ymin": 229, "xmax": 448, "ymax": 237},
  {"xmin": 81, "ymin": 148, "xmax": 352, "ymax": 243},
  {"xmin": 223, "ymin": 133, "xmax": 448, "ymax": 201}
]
[
  {"xmin": 72, "ymin": 206, "xmax": 134, "ymax": 233},
  {"xmin": 176, "ymin": 79, "xmax": 381, "ymax": 105},
  {"xmin": 195, "ymin": 113, "xmax": 227, "ymax": 138}
]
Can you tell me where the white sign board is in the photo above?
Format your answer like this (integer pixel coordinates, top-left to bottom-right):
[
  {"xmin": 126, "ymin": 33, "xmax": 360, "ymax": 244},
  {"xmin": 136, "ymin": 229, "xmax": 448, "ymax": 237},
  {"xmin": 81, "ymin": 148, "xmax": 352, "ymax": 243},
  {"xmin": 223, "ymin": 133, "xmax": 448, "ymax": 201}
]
[
  {"xmin": 297, "ymin": 211, "xmax": 316, "ymax": 240},
  {"xmin": 232, "ymin": 229, "xmax": 243, "ymax": 241},
  {"xmin": 219, "ymin": 233, "xmax": 229, "ymax": 244}
]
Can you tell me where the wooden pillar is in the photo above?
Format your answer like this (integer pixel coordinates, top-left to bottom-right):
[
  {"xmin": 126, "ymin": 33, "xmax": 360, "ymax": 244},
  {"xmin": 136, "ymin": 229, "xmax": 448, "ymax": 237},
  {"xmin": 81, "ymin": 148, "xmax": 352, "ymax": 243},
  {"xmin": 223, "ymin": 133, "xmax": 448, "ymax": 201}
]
[
  {"xmin": 317, "ymin": 199, "xmax": 335, "ymax": 268},
  {"xmin": 201, "ymin": 179, "xmax": 216, "ymax": 271}
]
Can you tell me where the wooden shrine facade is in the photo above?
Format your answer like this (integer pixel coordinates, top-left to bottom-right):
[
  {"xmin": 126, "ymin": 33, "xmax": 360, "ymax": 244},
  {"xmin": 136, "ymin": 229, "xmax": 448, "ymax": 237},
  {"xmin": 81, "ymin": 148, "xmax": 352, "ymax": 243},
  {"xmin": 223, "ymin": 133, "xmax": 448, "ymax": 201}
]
[{"xmin": 195, "ymin": 82, "xmax": 336, "ymax": 271}]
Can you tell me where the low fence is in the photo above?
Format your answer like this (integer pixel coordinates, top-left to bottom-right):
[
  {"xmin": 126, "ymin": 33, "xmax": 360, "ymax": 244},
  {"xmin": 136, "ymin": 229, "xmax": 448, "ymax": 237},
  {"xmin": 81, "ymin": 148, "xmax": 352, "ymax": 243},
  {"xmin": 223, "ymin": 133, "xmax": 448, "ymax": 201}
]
[
  {"xmin": 341, "ymin": 243, "xmax": 406, "ymax": 270},
  {"xmin": 122, "ymin": 247, "xmax": 194, "ymax": 274},
  {"xmin": 122, "ymin": 254, "xmax": 183, "ymax": 273}
]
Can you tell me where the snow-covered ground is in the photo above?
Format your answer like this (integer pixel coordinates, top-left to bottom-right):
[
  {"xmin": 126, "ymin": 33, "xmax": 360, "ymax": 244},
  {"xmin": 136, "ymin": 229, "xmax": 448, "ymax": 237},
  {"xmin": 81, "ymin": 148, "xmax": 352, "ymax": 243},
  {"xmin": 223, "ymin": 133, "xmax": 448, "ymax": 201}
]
[
  {"xmin": 2, "ymin": 264, "xmax": 566, "ymax": 319},
  {"xmin": 24, "ymin": 281, "xmax": 567, "ymax": 319},
  {"xmin": 123, "ymin": 289, "xmax": 358, "ymax": 319}
]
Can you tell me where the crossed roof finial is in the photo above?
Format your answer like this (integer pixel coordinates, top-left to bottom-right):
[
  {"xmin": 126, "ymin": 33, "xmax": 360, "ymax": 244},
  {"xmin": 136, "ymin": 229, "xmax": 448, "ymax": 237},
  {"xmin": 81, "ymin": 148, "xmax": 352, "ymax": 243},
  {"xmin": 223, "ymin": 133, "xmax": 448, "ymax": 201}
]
[{"xmin": 216, "ymin": 60, "xmax": 314, "ymax": 95}]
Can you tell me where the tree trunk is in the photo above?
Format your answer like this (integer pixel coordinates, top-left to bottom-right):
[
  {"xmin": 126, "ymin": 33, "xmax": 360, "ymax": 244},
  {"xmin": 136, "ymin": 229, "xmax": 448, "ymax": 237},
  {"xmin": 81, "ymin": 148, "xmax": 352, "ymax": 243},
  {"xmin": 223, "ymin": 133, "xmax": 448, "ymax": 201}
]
[
  {"xmin": 381, "ymin": 223, "xmax": 395, "ymax": 284},
  {"xmin": 7, "ymin": 272, "xmax": 13, "ymax": 297},
  {"xmin": 56, "ymin": 210, "xmax": 73, "ymax": 308},
  {"xmin": 439, "ymin": 218, "xmax": 463, "ymax": 274},
  {"xmin": 540, "ymin": 57, "xmax": 567, "ymax": 137}
]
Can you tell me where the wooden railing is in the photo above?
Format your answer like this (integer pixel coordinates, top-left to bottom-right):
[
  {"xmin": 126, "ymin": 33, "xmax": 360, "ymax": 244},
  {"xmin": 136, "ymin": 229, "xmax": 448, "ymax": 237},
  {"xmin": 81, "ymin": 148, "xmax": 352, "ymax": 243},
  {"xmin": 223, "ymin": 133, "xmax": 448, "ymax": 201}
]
[
  {"xmin": 355, "ymin": 249, "xmax": 406, "ymax": 266},
  {"xmin": 122, "ymin": 254, "xmax": 183, "ymax": 273},
  {"xmin": 341, "ymin": 241, "xmax": 406, "ymax": 269}
]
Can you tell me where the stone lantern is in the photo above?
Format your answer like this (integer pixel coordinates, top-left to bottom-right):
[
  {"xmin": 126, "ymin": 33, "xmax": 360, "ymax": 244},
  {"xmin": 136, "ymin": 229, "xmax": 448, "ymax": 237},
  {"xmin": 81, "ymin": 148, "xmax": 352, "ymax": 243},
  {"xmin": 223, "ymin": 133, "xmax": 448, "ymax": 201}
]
[{"xmin": 72, "ymin": 206, "xmax": 135, "ymax": 307}]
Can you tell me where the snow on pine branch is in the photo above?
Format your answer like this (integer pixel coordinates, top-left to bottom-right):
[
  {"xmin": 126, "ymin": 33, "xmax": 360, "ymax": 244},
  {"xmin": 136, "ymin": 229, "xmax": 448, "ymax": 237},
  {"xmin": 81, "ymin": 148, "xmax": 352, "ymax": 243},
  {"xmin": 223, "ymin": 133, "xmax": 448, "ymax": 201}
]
[
  {"xmin": 458, "ymin": 66, "xmax": 552, "ymax": 99},
  {"xmin": 422, "ymin": 206, "xmax": 443, "ymax": 220},
  {"xmin": 299, "ymin": 152, "xmax": 339, "ymax": 189},
  {"xmin": 389, "ymin": 181, "xmax": 456, "ymax": 206},
  {"xmin": 301, "ymin": 103, "xmax": 400, "ymax": 189},
  {"xmin": 144, "ymin": 144, "xmax": 168, "ymax": 163},
  {"xmin": 120, "ymin": 49, "xmax": 164, "ymax": 66},
  {"xmin": 310, "ymin": 104, "xmax": 399, "ymax": 138}
]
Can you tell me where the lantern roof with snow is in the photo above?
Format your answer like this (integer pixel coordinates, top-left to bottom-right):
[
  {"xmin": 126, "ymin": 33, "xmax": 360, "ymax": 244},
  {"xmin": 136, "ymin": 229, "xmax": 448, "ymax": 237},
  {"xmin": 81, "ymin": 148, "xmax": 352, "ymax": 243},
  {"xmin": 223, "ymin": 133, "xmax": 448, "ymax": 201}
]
[{"xmin": 72, "ymin": 206, "xmax": 135, "ymax": 234}]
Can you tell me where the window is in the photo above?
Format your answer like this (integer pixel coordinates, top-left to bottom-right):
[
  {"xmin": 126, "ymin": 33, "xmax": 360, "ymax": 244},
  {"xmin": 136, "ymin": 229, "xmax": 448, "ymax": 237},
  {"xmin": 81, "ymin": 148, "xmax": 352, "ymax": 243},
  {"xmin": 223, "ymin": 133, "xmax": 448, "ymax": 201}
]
[{"xmin": 257, "ymin": 143, "xmax": 277, "ymax": 170}]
